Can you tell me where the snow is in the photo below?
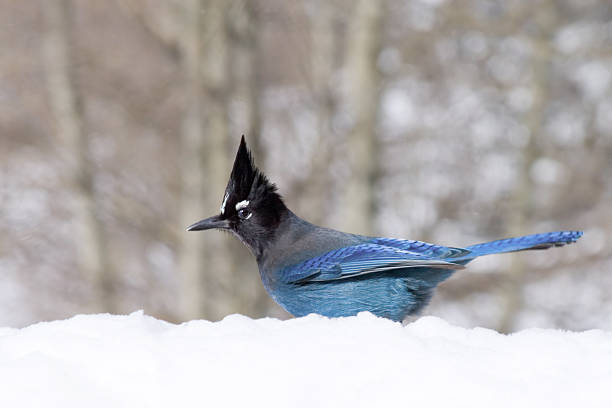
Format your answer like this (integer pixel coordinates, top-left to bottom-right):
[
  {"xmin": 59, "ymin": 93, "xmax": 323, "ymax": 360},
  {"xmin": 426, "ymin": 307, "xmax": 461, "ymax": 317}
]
[{"xmin": 1, "ymin": 312, "xmax": 612, "ymax": 408}]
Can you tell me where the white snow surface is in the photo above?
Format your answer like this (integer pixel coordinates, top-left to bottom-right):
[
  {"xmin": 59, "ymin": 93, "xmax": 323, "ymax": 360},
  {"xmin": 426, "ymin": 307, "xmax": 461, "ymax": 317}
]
[{"xmin": 1, "ymin": 311, "xmax": 612, "ymax": 408}]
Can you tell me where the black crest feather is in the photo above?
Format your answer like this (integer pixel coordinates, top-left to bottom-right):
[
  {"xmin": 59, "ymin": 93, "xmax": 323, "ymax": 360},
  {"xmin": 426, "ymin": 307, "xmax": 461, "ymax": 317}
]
[{"xmin": 221, "ymin": 136, "xmax": 284, "ymax": 218}]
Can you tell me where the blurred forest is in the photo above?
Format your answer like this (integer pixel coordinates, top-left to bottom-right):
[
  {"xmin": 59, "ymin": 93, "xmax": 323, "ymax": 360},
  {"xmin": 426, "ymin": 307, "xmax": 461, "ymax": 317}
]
[{"xmin": 1, "ymin": 0, "xmax": 611, "ymax": 331}]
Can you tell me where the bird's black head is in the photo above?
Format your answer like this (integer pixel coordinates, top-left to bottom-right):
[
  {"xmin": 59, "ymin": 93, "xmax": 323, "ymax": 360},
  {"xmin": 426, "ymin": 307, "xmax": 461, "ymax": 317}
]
[{"xmin": 187, "ymin": 136, "xmax": 288, "ymax": 258}]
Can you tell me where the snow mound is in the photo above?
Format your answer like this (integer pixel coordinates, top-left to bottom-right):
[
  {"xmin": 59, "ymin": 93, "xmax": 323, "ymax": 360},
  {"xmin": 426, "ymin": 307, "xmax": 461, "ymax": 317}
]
[{"xmin": 1, "ymin": 311, "xmax": 611, "ymax": 407}]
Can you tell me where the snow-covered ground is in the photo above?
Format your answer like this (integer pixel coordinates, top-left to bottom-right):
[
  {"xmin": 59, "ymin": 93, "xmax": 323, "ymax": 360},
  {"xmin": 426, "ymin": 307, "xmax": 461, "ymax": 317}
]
[{"xmin": 1, "ymin": 312, "xmax": 611, "ymax": 408}]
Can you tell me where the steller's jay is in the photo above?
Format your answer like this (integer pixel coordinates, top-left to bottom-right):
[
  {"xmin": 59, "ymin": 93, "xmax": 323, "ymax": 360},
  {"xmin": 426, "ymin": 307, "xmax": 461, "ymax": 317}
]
[{"xmin": 187, "ymin": 136, "xmax": 582, "ymax": 322}]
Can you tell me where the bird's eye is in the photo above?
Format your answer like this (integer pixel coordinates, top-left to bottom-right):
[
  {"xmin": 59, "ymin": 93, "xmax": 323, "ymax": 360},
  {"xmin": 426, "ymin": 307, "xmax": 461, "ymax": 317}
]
[{"xmin": 237, "ymin": 208, "xmax": 252, "ymax": 220}]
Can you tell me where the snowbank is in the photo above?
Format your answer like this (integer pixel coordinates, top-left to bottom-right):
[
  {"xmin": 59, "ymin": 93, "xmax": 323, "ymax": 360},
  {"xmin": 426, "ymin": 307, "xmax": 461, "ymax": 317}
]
[{"xmin": 1, "ymin": 312, "xmax": 611, "ymax": 408}]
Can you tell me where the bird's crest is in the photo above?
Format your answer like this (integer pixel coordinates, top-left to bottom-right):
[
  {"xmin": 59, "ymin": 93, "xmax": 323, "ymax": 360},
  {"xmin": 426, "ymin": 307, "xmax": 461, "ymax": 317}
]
[{"xmin": 220, "ymin": 136, "xmax": 285, "ymax": 219}]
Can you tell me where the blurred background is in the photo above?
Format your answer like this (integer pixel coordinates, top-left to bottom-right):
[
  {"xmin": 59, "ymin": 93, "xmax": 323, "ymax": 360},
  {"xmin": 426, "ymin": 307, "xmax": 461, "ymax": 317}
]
[{"xmin": 1, "ymin": 0, "xmax": 611, "ymax": 331}]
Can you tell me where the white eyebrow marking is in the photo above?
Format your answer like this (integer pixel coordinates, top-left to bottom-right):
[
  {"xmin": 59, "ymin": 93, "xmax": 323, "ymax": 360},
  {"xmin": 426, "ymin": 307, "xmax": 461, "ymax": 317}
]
[
  {"xmin": 235, "ymin": 200, "xmax": 250, "ymax": 211},
  {"xmin": 220, "ymin": 192, "xmax": 229, "ymax": 214}
]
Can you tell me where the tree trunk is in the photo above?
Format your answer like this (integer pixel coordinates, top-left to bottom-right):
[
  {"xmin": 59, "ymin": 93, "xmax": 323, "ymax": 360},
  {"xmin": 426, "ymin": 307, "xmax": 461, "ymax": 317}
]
[
  {"xmin": 342, "ymin": 0, "xmax": 384, "ymax": 235},
  {"xmin": 229, "ymin": 0, "xmax": 263, "ymax": 162},
  {"xmin": 304, "ymin": 0, "xmax": 337, "ymax": 226},
  {"xmin": 177, "ymin": 0, "xmax": 207, "ymax": 320},
  {"xmin": 177, "ymin": 0, "xmax": 232, "ymax": 321},
  {"xmin": 42, "ymin": 0, "xmax": 115, "ymax": 313}
]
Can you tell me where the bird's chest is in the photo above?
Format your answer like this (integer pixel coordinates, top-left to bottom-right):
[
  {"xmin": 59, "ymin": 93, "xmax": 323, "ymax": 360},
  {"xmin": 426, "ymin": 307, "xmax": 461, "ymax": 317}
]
[{"xmin": 261, "ymin": 273, "xmax": 416, "ymax": 321}]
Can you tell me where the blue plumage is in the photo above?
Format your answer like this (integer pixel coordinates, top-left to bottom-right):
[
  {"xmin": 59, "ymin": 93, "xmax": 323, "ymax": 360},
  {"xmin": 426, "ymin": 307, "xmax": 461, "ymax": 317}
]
[
  {"xmin": 463, "ymin": 231, "xmax": 584, "ymax": 257},
  {"xmin": 267, "ymin": 230, "xmax": 582, "ymax": 321},
  {"xmin": 187, "ymin": 137, "xmax": 584, "ymax": 322},
  {"xmin": 278, "ymin": 243, "xmax": 462, "ymax": 284}
]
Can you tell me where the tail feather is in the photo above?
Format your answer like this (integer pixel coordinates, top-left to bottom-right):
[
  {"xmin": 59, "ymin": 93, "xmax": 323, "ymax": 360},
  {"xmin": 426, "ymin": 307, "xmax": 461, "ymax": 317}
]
[{"xmin": 457, "ymin": 230, "xmax": 583, "ymax": 260}]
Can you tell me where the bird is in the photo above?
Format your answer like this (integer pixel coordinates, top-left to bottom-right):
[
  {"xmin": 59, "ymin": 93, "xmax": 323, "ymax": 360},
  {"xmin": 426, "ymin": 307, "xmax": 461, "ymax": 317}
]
[{"xmin": 187, "ymin": 136, "xmax": 583, "ymax": 322}]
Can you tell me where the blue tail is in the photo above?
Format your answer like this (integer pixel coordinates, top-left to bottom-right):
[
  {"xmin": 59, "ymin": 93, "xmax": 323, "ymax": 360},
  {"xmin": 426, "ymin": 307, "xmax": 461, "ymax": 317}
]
[{"xmin": 454, "ymin": 231, "xmax": 583, "ymax": 262}]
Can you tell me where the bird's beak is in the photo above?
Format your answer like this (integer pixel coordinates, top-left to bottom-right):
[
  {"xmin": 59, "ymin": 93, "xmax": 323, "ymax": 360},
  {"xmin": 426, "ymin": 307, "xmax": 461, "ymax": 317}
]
[{"xmin": 186, "ymin": 215, "xmax": 230, "ymax": 231}]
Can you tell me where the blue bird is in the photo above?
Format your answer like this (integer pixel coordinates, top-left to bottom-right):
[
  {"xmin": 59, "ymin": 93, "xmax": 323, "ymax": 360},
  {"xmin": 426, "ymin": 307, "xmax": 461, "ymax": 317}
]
[{"xmin": 187, "ymin": 136, "xmax": 583, "ymax": 322}]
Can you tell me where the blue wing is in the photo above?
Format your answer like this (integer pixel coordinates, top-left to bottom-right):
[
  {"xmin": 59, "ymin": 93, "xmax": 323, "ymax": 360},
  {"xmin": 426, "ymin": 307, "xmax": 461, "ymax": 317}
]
[
  {"xmin": 278, "ymin": 242, "xmax": 466, "ymax": 284},
  {"xmin": 368, "ymin": 237, "xmax": 472, "ymax": 259}
]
